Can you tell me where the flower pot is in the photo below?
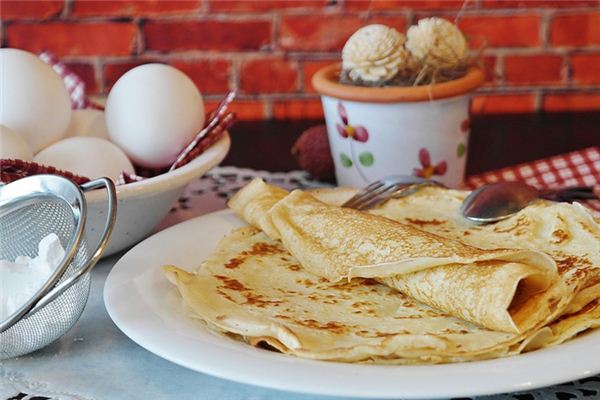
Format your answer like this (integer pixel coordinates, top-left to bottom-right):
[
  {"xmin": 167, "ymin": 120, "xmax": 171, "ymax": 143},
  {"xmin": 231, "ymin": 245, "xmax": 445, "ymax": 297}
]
[{"xmin": 312, "ymin": 64, "xmax": 484, "ymax": 188}]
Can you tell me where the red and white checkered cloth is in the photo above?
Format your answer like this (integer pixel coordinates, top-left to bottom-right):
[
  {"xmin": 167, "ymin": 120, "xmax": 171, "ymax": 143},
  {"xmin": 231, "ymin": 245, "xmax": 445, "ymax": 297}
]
[
  {"xmin": 39, "ymin": 50, "xmax": 101, "ymax": 110},
  {"xmin": 466, "ymin": 146, "xmax": 600, "ymax": 216}
]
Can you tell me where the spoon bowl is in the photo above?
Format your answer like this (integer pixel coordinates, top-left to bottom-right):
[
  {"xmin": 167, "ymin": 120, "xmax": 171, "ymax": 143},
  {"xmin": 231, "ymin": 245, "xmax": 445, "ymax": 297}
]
[
  {"xmin": 461, "ymin": 181, "xmax": 597, "ymax": 223},
  {"xmin": 461, "ymin": 182, "xmax": 539, "ymax": 223}
]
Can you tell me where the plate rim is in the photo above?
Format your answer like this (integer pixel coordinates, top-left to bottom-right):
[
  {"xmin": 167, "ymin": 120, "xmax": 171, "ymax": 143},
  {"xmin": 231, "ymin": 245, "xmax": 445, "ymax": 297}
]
[{"xmin": 104, "ymin": 209, "xmax": 600, "ymax": 399}]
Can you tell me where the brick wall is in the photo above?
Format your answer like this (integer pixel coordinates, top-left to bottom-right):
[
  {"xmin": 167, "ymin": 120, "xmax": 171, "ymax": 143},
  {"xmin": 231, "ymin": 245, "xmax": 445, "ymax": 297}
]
[{"xmin": 2, "ymin": 0, "xmax": 599, "ymax": 120}]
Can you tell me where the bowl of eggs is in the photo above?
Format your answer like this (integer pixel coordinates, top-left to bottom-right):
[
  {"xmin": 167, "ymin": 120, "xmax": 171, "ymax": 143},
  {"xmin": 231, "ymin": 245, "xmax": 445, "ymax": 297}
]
[{"xmin": 0, "ymin": 49, "xmax": 230, "ymax": 256}]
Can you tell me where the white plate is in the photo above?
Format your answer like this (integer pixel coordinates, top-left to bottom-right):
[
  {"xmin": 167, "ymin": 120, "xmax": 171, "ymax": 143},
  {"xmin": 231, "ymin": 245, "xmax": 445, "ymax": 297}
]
[{"xmin": 104, "ymin": 210, "xmax": 600, "ymax": 399}]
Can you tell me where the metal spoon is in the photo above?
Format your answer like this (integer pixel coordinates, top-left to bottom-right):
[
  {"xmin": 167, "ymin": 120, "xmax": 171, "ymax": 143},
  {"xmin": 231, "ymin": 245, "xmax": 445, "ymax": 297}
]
[{"xmin": 461, "ymin": 181, "xmax": 597, "ymax": 223}]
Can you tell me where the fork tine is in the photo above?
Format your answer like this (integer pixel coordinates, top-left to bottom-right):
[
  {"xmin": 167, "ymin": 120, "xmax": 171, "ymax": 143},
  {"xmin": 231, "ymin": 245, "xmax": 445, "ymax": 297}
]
[
  {"xmin": 354, "ymin": 180, "xmax": 385, "ymax": 197},
  {"xmin": 355, "ymin": 183, "xmax": 405, "ymax": 211},
  {"xmin": 343, "ymin": 181, "xmax": 385, "ymax": 208},
  {"xmin": 364, "ymin": 180, "xmax": 385, "ymax": 192},
  {"xmin": 342, "ymin": 175, "xmax": 443, "ymax": 210},
  {"xmin": 345, "ymin": 182, "xmax": 393, "ymax": 209}
]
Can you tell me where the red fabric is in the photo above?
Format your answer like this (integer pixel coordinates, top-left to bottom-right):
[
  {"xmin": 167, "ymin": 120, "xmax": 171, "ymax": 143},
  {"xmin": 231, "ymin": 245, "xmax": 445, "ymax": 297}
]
[
  {"xmin": 39, "ymin": 50, "xmax": 102, "ymax": 110},
  {"xmin": 0, "ymin": 159, "xmax": 91, "ymax": 185},
  {"xmin": 466, "ymin": 146, "xmax": 600, "ymax": 215}
]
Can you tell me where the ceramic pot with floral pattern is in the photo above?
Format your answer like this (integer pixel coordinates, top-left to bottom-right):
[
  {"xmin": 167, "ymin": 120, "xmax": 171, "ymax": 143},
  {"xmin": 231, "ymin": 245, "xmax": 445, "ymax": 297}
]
[{"xmin": 312, "ymin": 64, "xmax": 484, "ymax": 188}]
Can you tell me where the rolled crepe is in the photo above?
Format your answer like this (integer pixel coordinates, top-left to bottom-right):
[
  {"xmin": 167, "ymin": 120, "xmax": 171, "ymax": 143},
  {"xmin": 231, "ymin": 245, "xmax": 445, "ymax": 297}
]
[
  {"xmin": 164, "ymin": 228, "xmax": 522, "ymax": 364},
  {"xmin": 228, "ymin": 178, "xmax": 559, "ymax": 333}
]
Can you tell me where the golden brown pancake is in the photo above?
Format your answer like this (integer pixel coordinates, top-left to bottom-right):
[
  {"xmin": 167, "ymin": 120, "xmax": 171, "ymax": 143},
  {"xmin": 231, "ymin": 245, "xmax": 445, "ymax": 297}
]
[
  {"xmin": 228, "ymin": 179, "xmax": 560, "ymax": 333},
  {"xmin": 164, "ymin": 227, "xmax": 586, "ymax": 364},
  {"xmin": 164, "ymin": 181, "xmax": 600, "ymax": 364}
]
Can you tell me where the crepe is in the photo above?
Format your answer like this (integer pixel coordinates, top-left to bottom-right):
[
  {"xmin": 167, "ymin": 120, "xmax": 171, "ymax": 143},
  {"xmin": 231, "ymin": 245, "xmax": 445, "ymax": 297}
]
[
  {"xmin": 165, "ymin": 227, "xmax": 571, "ymax": 363},
  {"xmin": 364, "ymin": 186, "xmax": 600, "ymax": 346},
  {"xmin": 164, "ymin": 181, "xmax": 599, "ymax": 364},
  {"xmin": 165, "ymin": 223, "xmax": 595, "ymax": 363},
  {"xmin": 306, "ymin": 184, "xmax": 600, "ymax": 347},
  {"xmin": 228, "ymin": 179, "xmax": 560, "ymax": 333}
]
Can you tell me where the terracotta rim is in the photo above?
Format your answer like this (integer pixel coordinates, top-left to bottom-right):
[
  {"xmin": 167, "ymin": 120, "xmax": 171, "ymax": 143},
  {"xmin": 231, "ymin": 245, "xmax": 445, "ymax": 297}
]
[{"xmin": 312, "ymin": 63, "xmax": 484, "ymax": 103}]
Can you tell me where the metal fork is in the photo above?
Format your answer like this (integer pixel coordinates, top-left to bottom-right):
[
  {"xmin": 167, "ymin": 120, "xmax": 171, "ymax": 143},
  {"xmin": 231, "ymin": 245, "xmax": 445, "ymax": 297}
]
[{"xmin": 342, "ymin": 175, "xmax": 443, "ymax": 211}]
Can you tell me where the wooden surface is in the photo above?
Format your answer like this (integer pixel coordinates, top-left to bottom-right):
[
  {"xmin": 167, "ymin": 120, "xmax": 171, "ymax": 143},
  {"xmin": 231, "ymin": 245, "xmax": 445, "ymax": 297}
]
[{"xmin": 223, "ymin": 112, "xmax": 600, "ymax": 178}]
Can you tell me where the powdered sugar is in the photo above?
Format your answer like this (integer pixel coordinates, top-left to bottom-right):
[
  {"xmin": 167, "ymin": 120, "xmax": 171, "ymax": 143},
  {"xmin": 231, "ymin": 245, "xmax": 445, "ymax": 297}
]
[{"xmin": 0, "ymin": 233, "xmax": 65, "ymax": 321}]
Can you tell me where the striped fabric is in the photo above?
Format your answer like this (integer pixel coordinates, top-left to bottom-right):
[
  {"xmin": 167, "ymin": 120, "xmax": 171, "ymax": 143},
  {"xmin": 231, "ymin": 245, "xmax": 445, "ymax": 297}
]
[{"xmin": 39, "ymin": 51, "xmax": 99, "ymax": 110}]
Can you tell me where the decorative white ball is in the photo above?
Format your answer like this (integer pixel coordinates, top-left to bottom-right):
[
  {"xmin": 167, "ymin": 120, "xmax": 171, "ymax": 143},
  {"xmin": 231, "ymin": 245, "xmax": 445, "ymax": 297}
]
[
  {"xmin": 342, "ymin": 24, "xmax": 410, "ymax": 83},
  {"xmin": 406, "ymin": 18, "xmax": 469, "ymax": 70},
  {"xmin": 0, "ymin": 48, "xmax": 71, "ymax": 153},
  {"xmin": 0, "ymin": 125, "xmax": 33, "ymax": 161},
  {"xmin": 105, "ymin": 64, "xmax": 205, "ymax": 169},
  {"xmin": 34, "ymin": 137, "xmax": 134, "ymax": 182},
  {"xmin": 63, "ymin": 109, "xmax": 110, "ymax": 140}
]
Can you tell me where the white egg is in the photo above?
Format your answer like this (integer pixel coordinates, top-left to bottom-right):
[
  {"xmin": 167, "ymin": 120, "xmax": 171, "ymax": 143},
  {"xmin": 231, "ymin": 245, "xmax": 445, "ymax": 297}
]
[
  {"xmin": 34, "ymin": 137, "xmax": 134, "ymax": 182},
  {"xmin": 105, "ymin": 63, "xmax": 205, "ymax": 169},
  {"xmin": 0, "ymin": 125, "xmax": 33, "ymax": 161},
  {"xmin": 64, "ymin": 109, "xmax": 110, "ymax": 140},
  {"xmin": 0, "ymin": 48, "xmax": 72, "ymax": 153}
]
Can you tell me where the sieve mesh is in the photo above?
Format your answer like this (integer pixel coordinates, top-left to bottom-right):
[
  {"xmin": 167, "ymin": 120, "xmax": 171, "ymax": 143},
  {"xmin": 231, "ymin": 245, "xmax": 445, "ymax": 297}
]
[{"xmin": 0, "ymin": 197, "xmax": 91, "ymax": 359}]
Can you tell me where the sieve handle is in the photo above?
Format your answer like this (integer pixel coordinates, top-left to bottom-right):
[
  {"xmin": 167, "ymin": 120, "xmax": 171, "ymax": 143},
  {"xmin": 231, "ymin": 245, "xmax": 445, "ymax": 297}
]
[{"xmin": 30, "ymin": 177, "xmax": 118, "ymax": 313}]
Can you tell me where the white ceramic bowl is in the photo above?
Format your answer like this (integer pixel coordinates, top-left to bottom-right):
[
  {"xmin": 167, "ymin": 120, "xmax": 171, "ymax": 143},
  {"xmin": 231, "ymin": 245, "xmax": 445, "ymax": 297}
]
[{"xmin": 84, "ymin": 133, "xmax": 230, "ymax": 256}]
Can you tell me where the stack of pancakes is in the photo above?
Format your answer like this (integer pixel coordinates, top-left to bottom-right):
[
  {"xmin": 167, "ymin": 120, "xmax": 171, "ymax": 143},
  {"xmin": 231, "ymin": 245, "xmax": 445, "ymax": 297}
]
[{"xmin": 165, "ymin": 178, "xmax": 600, "ymax": 364}]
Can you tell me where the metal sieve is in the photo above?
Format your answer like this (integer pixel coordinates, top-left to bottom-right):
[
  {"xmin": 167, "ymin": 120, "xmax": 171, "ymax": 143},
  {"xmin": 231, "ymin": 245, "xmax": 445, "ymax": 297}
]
[{"xmin": 0, "ymin": 174, "xmax": 117, "ymax": 359}]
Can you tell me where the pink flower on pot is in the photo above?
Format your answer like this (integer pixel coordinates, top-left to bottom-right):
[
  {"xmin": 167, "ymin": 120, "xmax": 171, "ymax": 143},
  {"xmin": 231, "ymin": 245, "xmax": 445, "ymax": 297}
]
[
  {"xmin": 414, "ymin": 148, "xmax": 447, "ymax": 179},
  {"xmin": 336, "ymin": 102, "xmax": 369, "ymax": 143}
]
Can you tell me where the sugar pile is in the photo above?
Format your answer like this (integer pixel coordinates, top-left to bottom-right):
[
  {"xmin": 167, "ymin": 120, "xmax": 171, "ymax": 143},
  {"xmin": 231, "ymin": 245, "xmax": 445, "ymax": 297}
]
[{"xmin": 1, "ymin": 233, "xmax": 65, "ymax": 321}]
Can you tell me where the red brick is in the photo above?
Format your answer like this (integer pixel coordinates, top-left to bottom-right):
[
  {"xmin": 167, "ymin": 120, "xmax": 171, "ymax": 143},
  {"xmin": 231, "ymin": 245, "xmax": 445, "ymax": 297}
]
[
  {"xmin": 471, "ymin": 94, "xmax": 536, "ymax": 114},
  {"xmin": 240, "ymin": 58, "xmax": 298, "ymax": 93},
  {"xmin": 480, "ymin": 55, "xmax": 497, "ymax": 85},
  {"xmin": 504, "ymin": 55, "xmax": 563, "ymax": 84},
  {"xmin": 571, "ymin": 54, "xmax": 600, "ymax": 84},
  {"xmin": 273, "ymin": 99, "xmax": 324, "ymax": 120},
  {"xmin": 0, "ymin": 0, "xmax": 63, "ymax": 19},
  {"xmin": 203, "ymin": 100, "xmax": 221, "ymax": 112},
  {"xmin": 225, "ymin": 100, "xmax": 266, "ymax": 121},
  {"xmin": 170, "ymin": 60, "xmax": 231, "ymax": 94},
  {"xmin": 144, "ymin": 20, "xmax": 271, "ymax": 52},
  {"xmin": 104, "ymin": 59, "xmax": 230, "ymax": 94},
  {"xmin": 343, "ymin": 0, "xmax": 372, "ymax": 10},
  {"xmin": 208, "ymin": 0, "xmax": 330, "ymax": 12},
  {"xmin": 303, "ymin": 60, "xmax": 337, "ymax": 93},
  {"xmin": 482, "ymin": 0, "xmax": 599, "ymax": 7},
  {"xmin": 368, "ymin": 15, "xmax": 407, "ymax": 32},
  {"xmin": 280, "ymin": 14, "xmax": 405, "ymax": 52},
  {"xmin": 550, "ymin": 13, "xmax": 600, "ymax": 46},
  {"xmin": 71, "ymin": 0, "xmax": 201, "ymax": 17},
  {"xmin": 7, "ymin": 22, "xmax": 136, "ymax": 56},
  {"xmin": 204, "ymin": 99, "xmax": 267, "ymax": 120},
  {"xmin": 544, "ymin": 93, "xmax": 600, "ymax": 112},
  {"xmin": 458, "ymin": 15, "xmax": 541, "ymax": 48},
  {"xmin": 65, "ymin": 62, "xmax": 98, "ymax": 94},
  {"xmin": 370, "ymin": 0, "xmax": 469, "ymax": 10}
]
